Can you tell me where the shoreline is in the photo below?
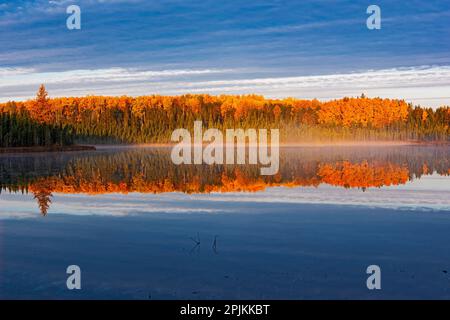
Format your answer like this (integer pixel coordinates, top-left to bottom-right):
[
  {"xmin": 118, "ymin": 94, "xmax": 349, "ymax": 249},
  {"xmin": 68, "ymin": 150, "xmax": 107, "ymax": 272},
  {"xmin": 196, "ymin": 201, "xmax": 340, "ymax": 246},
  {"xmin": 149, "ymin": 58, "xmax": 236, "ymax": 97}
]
[
  {"xmin": 0, "ymin": 145, "xmax": 96, "ymax": 154},
  {"xmin": 1, "ymin": 140, "xmax": 448, "ymax": 154},
  {"xmin": 94, "ymin": 140, "xmax": 449, "ymax": 149}
]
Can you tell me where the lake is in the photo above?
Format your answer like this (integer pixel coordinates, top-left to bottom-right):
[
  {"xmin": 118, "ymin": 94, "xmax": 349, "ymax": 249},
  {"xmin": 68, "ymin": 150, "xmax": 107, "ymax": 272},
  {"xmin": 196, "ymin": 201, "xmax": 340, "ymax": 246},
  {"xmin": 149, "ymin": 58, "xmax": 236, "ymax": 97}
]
[{"xmin": 0, "ymin": 145, "xmax": 449, "ymax": 299}]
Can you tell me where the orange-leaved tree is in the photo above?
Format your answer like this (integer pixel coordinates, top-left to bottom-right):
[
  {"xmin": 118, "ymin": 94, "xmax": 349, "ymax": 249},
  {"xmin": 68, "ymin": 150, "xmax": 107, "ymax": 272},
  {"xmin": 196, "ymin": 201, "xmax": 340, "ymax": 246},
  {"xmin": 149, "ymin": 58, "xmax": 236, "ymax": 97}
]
[{"xmin": 28, "ymin": 84, "xmax": 54, "ymax": 123}]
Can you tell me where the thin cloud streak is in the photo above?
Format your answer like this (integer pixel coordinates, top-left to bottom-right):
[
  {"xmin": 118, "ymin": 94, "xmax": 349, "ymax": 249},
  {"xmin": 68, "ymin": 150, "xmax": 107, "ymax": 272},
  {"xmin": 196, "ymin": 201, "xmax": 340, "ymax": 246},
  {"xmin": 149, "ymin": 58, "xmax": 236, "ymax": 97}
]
[
  {"xmin": 1, "ymin": 65, "xmax": 449, "ymax": 107},
  {"xmin": 0, "ymin": 67, "xmax": 234, "ymax": 87}
]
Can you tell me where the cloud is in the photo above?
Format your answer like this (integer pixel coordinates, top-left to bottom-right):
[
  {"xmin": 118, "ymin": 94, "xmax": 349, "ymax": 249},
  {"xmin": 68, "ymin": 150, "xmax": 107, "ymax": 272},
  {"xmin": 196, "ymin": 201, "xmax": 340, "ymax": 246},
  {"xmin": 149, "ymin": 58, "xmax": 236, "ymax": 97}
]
[
  {"xmin": 166, "ymin": 65, "xmax": 450, "ymax": 106},
  {"xmin": 0, "ymin": 67, "xmax": 234, "ymax": 87},
  {"xmin": 179, "ymin": 65, "xmax": 450, "ymax": 89},
  {"xmin": 1, "ymin": 65, "xmax": 449, "ymax": 107},
  {"xmin": 0, "ymin": 67, "xmax": 36, "ymax": 77}
]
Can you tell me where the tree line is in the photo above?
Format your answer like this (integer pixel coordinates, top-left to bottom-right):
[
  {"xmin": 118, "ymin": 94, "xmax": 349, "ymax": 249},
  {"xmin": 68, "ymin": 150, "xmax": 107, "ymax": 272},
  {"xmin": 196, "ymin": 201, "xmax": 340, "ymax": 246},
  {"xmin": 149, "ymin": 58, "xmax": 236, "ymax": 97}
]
[
  {"xmin": 0, "ymin": 85, "xmax": 449, "ymax": 145},
  {"xmin": 0, "ymin": 85, "xmax": 74, "ymax": 148},
  {"xmin": 0, "ymin": 113, "xmax": 74, "ymax": 148}
]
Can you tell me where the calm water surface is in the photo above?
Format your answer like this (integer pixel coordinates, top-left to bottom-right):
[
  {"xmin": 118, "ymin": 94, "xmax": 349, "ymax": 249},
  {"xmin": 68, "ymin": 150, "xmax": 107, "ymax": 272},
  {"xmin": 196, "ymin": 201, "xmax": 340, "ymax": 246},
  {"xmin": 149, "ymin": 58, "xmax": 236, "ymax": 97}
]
[{"xmin": 0, "ymin": 146, "xmax": 449, "ymax": 299}]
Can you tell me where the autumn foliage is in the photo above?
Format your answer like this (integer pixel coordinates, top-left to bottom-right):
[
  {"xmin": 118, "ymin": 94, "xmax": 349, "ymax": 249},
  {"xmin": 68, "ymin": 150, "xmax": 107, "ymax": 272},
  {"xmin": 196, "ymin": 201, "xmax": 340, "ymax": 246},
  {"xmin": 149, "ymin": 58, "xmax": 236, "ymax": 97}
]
[
  {"xmin": 0, "ymin": 85, "xmax": 74, "ymax": 147},
  {"xmin": 1, "ymin": 86, "xmax": 449, "ymax": 144}
]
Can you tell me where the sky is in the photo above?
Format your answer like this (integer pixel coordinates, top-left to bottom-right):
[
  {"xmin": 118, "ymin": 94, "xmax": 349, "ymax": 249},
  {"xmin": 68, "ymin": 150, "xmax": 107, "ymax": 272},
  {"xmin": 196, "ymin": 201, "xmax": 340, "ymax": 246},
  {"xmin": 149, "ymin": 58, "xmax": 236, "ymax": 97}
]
[{"xmin": 0, "ymin": 0, "xmax": 449, "ymax": 107}]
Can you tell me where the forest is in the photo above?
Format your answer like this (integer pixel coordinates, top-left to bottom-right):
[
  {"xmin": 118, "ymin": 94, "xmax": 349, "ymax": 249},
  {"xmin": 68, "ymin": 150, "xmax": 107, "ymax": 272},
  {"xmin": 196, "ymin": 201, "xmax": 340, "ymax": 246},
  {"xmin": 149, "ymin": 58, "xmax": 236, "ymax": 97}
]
[
  {"xmin": 0, "ymin": 85, "xmax": 74, "ymax": 148},
  {"xmin": 0, "ymin": 85, "xmax": 449, "ymax": 146}
]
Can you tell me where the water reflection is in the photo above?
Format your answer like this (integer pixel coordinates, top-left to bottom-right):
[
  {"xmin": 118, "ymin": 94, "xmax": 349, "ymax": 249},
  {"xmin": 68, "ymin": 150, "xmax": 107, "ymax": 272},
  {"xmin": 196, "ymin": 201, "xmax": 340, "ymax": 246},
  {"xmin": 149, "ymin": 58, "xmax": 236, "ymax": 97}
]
[{"xmin": 0, "ymin": 146, "xmax": 449, "ymax": 215}]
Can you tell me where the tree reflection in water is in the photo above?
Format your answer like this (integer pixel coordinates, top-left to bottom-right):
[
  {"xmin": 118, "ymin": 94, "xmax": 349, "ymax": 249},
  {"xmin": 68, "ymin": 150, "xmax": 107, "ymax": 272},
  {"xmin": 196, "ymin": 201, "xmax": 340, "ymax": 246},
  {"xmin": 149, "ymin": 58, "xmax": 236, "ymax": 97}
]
[{"xmin": 0, "ymin": 146, "xmax": 449, "ymax": 215}]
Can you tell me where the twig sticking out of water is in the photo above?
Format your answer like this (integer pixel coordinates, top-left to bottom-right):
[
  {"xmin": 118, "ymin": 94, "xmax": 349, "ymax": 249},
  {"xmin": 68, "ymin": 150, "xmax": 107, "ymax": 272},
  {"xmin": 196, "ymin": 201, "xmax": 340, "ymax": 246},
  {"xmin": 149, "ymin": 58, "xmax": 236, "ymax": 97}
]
[
  {"xmin": 212, "ymin": 235, "xmax": 218, "ymax": 254},
  {"xmin": 190, "ymin": 232, "xmax": 200, "ymax": 245}
]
